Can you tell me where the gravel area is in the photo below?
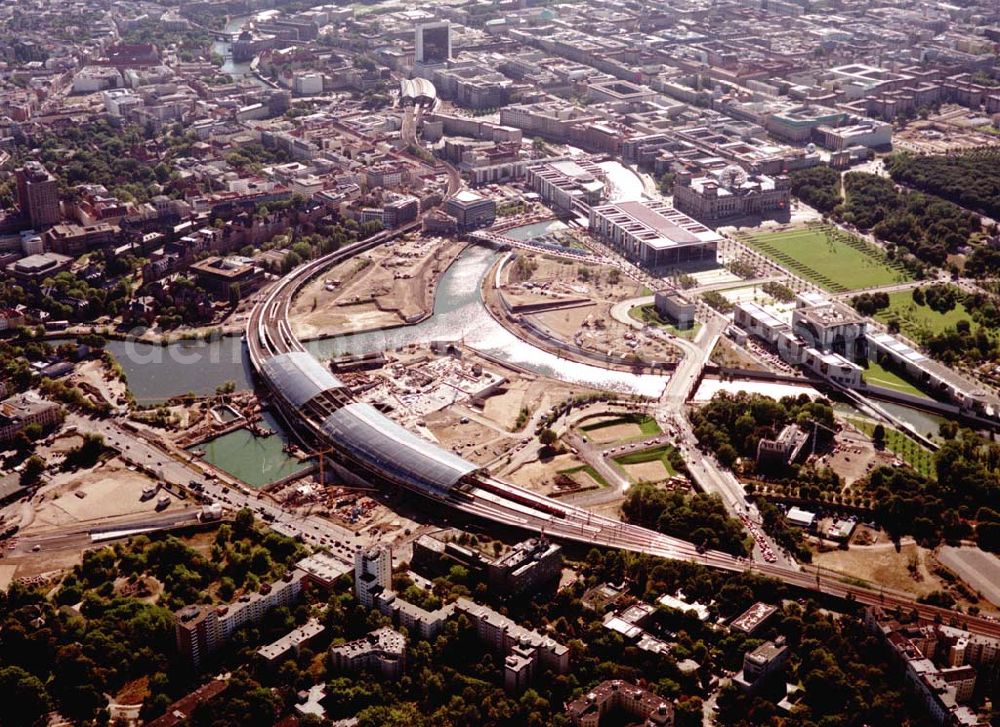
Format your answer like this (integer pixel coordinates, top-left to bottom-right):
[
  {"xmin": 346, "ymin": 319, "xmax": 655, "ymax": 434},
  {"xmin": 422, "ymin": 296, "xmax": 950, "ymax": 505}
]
[{"xmin": 938, "ymin": 545, "xmax": 1000, "ymax": 608}]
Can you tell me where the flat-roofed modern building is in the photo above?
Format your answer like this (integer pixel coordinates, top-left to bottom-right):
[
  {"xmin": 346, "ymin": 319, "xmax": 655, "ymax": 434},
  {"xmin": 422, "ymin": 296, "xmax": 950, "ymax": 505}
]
[
  {"xmin": 175, "ymin": 571, "xmax": 307, "ymax": 668},
  {"xmin": 330, "ymin": 627, "xmax": 407, "ymax": 680},
  {"xmin": 733, "ymin": 640, "xmax": 789, "ymax": 694},
  {"xmin": 16, "ymin": 162, "xmax": 61, "ymax": 228},
  {"xmin": 526, "ymin": 159, "xmax": 606, "ymax": 212},
  {"xmin": 455, "ymin": 597, "xmax": 570, "ymax": 675},
  {"xmin": 354, "ymin": 544, "xmax": 392, "ymax": 609},
  {"xmin": 445, "ymin": 190, "xmax": 496, "ymax": 230},
  {"xmin": 791, "ymin": 293, "xmax": 867, "ymax": 360},
  {"xmin": 487, "ymin": 537, "xmax": 562, "ymax": 596},
  {"xmin": 6, "ymin": 252, "xmax": 73, "ymax": 283},
  {"xmin": 654, "ymin": 290, "xmax": 696, "ymax": 328},
  {"xmin": 415, "ymin": 22, "xmax": 451, "ymax": 65},
  {"xmin": 588, "ymin": 200, "xmax": 720, "ymax": 267},
  {"xmin": 257, "ymin": 619, "xmax": 325, "ymax": 666}
]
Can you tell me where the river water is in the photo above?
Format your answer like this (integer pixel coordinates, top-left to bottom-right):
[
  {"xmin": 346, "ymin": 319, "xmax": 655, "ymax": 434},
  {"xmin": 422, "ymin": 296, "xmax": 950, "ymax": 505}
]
[
  {"xmin": 101, "ymin": 335, "xmax": 254, "ymax": 404},
  {"xmin": 188, "ymin": 410, "xmax": 312, "ymax": 488},
  {"xmin": 306, "ymin": 241, "xmax": 669, "ymax": 398},
  {"xmin": 211, "ymin": 13, "xmax": 275, "ymax": 84}
]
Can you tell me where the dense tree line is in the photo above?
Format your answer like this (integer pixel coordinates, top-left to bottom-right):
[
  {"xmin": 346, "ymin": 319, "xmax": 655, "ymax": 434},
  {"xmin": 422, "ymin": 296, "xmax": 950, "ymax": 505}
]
[
  {"xmin": 839, "ymin": 173, "xmax": 981, "ymax": 270},
  {"xmin": 864, "ymin": 433, "xmax": 1000, "ymax": 550},
  {"xmin": 923, "ymin": 322, "xmax": 997, "ymax": 367},
  {"xmin": 850, "ymin": 291, "xmax": 890, "ymax": 316},
  {"xmin": 715, "ymin": 604, "xmax": 922, "ymax": 727},
  {"xmin": 0, "ymin": 510, "xmax": 310, "ymax": 725},
  {"xmin": 622, "ymin": 485, "xmax": 751, "ymax": 557},
  {"xmin": 887, "ymin": 150, "xmax": 1000, "ymax": 220},
  {"xmin": 689, "ymin": 392, "xmax": 835, "ymax": 472},
  {"xmin": 789, "ymin": 165, "xmax": 842, "ymax": 213}
]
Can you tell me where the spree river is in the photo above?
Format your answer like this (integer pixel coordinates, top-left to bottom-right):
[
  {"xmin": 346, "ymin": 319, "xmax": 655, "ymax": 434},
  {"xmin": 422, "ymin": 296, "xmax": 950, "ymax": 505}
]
[
  {"xmin": 306, "ymin": 240, "xmax": 669, "ymax": 398},
  {"xmin": 96, "ymin": 215, "xmax": 669, "ymax": 401}
]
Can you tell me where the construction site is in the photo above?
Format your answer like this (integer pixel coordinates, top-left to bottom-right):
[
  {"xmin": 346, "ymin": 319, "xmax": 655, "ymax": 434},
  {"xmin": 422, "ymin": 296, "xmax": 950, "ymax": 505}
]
[
  {"xmin": 289, "ymin": 233, "xmax": 468, "ymax": 339},
  {"xmin": 487, "ymin": 249, "xmax": 682, "ymax": 371}
]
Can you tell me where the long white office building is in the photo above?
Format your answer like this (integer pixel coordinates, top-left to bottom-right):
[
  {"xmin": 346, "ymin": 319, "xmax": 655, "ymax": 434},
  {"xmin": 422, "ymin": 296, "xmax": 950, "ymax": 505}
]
[{"xmin": 588, "ymin": 200, "xmax": 721, "ymax": 267}]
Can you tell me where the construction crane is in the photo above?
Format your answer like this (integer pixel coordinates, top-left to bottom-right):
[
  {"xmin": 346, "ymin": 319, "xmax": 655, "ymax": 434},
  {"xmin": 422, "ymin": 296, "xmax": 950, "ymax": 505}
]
[
  {"xmin": 809, "ymin": 418, "xmax": 839, "ymax": 457},
  {"xmin": 313, "ymin": 447, "xmax": 335, "ymax": 486}
]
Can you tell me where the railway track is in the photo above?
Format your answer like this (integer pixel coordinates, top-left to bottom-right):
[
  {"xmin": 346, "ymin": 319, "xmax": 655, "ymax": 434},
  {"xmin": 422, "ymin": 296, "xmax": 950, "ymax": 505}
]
[{"xmin": 244, "ymin": 224, "xmax": 1000, "ymax": 641}]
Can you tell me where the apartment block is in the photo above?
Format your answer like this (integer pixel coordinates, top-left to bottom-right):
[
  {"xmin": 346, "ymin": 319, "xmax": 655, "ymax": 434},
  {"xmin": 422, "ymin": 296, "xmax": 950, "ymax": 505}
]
[
  {"xmin": 330, "ymin": 627, "xmax": 407, "ymax": 680},
  {"xmin": 175, "ymin": 570, "xmax": 307, "ymax": 668},
  {"xmin": 565, "ymin": 680, "xmax": 674, "ymax": 727}
]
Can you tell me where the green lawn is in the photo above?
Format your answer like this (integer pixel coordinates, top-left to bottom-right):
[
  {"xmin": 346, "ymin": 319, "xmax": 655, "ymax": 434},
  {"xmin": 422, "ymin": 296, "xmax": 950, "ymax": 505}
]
[
  {"xmin": 738, "ymin": 225, "xmax": 911, "ymax": 293},
  {"xmin": 580, "ymin": 414, "xmax": 662, "ymax": 436},
  {"xmin": 557, "ymin": 464, "xmax": 609, "ymax": 487},
  {"xmin": 629, "ymin": 304, "xmax": 701, "ymax": 339},
  {"xmin": 612, "ymin": 444, "xmax": 679, "ymax": 475},
  {"xmin": 847, "ymin": 417, "xmax": 936, "ymax": 479},
  {"xmin": 862, "ymin": 359, "xmax": 931, "ymax": 399},
  {"xmin": 874, "ymin": 290, "xmax": 976, "ymax": 341}
]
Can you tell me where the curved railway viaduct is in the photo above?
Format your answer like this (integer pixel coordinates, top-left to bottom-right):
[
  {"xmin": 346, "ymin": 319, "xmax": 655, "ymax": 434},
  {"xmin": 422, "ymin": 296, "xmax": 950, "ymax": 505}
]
[{"xmin": 245, "ymin": 224, "xmax": 1000, "ymax": 640}]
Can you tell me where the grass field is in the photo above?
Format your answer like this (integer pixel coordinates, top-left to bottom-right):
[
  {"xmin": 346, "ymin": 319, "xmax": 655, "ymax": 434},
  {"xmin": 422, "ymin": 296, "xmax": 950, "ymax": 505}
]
[
  {"xmin": 862, "ymin": 359, "xmax": 931, "ymax": 399},
  {"xmin": 629, "ymin": 304, "xmax": 701, "ymax": 339},
  {"xmin": 581, "ymin": 414, "xmax": 661, "ymax": 437},
  {"xmin": 847, "ymin": 417, "xmax": 936, "ymax": 479},
  {"xmin": 874, "ymin": 291, "xmax": 976, "ymax": 342},
  {"xmin": 737, "ymin": 225, "xmax": 911, "ymax": 293},
  {"xmin": 612, "ymin": 444, "xmax": 679, "ymax": 479}
]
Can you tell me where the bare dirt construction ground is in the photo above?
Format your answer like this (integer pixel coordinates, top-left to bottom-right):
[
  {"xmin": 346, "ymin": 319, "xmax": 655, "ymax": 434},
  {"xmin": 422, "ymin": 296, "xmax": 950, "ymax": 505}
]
[
  {"xmin": 583, "ymin": 419, "xmax": 644, "ymax": 444},
  {"xmin": 502, "ymin": 253, "xmax": 678, "ymax": 365},
  {"xmin": 812, "ymin": 541, "xmax": 942, "ymax": 597},
  {"xmin": 481, "ymin": 384, "xmax": 532, "ymax": 431},
  {"xmin": 33, "ymin": 432, "xmax": 84, "ymax": 460},
  {"xmin": 812, "ymin": 425, "xmax": 885, "ymax": 486},
  {"xmin": 289, "ymin": 237, "xmax": 465, "ymax": 339},
  {"xmin": 71, "ymin": 359, "xmax": 130, "ymax": 409},
  {"xmin": 507, "ymin": 451, "xmax": 586, "ymax": 495},
  {"xmin": 710, "ymin": 337, "xmax": 771, "ymax": 371},
  {"xmin": 478, "ymin": 376, "xmax": 578, "ymax": 434},
  {"xmin": 894, "ymin": 106, "xmax": 1000, "ymax": 153},
  {"xmin": 622, "ymin": 460, "xmax": 669, "ymax": 483},
  {"xmin": 424, "ymin": 409, "xmax": 513, "ymax": 465},
  {"xmin": 27, "ymin": 458, "xmax": 181, "ymax": 531}
]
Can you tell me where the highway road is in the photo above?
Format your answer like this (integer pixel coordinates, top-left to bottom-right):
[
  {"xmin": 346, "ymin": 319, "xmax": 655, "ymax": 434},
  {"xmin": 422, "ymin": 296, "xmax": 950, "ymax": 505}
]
[
  {"xmin": 609, "ymin": 296, "xmax": 795, "ymax": 569},
  {"xmin": 66, "ymin": 413, "xmax": 369, "ymax": 564}
]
